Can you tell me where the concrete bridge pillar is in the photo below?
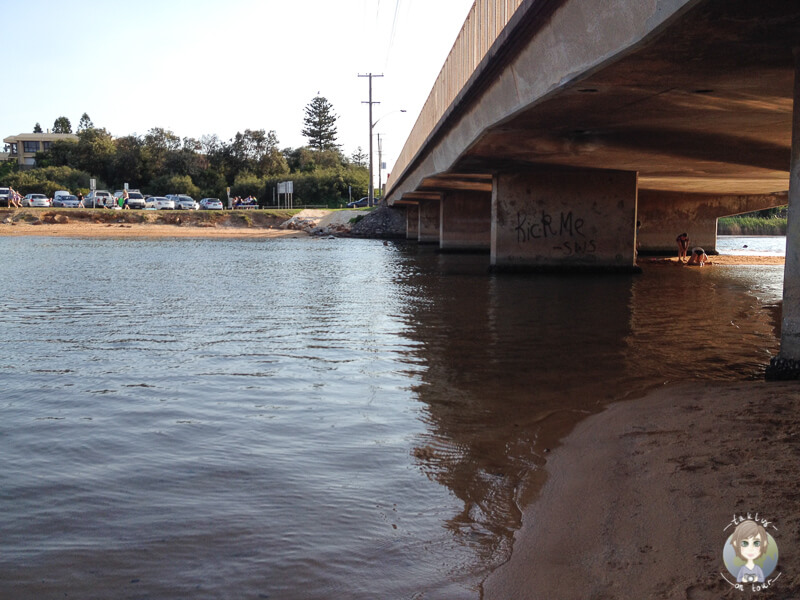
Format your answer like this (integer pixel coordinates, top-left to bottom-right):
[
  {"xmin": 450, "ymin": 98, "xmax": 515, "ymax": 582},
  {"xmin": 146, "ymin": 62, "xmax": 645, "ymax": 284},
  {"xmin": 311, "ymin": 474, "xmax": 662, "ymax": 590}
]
[
  {"xmin": 767, "ymin": 50, "xmax": 800, "ymax": 379},
  {"xmin": 418, "ymin": 198, "xmax": 441, "ymax": 244},
  {"xmin": 638, "ymin": 191, "xmax": 788, "ymax": 255},
  {"xmin": 406, "ymin": 205, "xmax": 419, "ymax": 240},
  {"xmin": 490, "ymin": 167, "xmax": 639, "ymax": 272},
  {"xmin": 439, "ymin": 190, "xmax": 491, "ymax": 252}
]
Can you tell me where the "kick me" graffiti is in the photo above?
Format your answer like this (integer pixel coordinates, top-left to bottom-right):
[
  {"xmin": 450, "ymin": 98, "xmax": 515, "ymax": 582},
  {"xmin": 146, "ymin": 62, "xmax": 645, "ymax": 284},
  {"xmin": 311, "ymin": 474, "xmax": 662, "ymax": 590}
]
[{"xmin": 514, "ymin": 210, "xmax": 596, "ymax": 256}]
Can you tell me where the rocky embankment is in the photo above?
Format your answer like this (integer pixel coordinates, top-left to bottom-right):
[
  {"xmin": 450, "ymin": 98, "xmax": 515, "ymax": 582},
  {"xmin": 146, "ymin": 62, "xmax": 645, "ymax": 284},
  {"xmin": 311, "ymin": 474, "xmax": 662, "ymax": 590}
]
[
  {"xmin": 281, "ymin": 206, "xmax": 407, "ymax": 238},
  {"xmin": 1, "ymin": 206, "xmax": 408, "ymax": 239}
]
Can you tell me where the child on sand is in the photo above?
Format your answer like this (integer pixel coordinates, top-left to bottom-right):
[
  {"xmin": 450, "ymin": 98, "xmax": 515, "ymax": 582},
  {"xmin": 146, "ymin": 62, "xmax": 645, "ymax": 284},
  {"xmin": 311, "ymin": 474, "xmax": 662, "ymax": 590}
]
[
  {"xmin": 687, "ymin": 247, "xmax": 710, "ymax": 266},
  {"xmin": 676, "ymin": 232, "xmax": 689, "ymax": 262}
]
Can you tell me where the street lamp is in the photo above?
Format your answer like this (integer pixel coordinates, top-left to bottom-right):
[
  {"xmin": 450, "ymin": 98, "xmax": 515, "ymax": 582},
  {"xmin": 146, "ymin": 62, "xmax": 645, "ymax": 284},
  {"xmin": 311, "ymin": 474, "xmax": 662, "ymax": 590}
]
[{"xmin": 369, "ymin": 109, "xmax": 406, "ymax": 205}]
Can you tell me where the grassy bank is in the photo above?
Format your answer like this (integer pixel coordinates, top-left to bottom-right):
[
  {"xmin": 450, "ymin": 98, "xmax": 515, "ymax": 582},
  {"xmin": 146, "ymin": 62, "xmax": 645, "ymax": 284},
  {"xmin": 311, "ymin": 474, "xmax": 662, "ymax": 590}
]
[
  {"xmin": 0, "ymin": 208, "xmax": 300, "ymax": 228},
  {"xmin": 717, "ymin": 215, "xmax": 787, "ymax": 235}
]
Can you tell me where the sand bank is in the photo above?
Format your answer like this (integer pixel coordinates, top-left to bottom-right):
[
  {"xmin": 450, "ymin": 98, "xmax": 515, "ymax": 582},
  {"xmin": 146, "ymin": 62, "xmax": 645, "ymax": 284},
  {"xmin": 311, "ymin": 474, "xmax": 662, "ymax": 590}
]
[
  {"xmin": 0, "ymin": 220, "xmax": 306, "ymax": 239},
  {"xmin": 484, "ymin": 381, "xmax": 800, "ymax": 599}
]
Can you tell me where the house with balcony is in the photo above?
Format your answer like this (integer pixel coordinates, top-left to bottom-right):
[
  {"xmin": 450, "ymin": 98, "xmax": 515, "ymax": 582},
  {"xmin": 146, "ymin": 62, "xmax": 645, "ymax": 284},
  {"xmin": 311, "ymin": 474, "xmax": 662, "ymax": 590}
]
[{"xmin": 3, "ymin": 132, "xmax": 79, "ymax": 169}]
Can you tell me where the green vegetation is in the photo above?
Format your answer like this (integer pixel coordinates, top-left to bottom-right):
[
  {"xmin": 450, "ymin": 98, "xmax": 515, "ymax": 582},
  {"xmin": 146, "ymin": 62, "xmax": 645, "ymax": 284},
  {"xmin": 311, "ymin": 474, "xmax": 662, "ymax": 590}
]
[
  {"xmin": 2, "ymin": 99, "xmax": 370, "ymax": 207},
  {"xmin": 718, "ymin": 206, "xmax": 787, "ymax": 235}
]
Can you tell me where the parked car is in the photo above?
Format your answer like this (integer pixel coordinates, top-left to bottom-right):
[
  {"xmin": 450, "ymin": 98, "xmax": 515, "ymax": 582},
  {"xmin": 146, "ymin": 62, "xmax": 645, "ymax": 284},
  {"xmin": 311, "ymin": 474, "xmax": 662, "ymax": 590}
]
[
  {"xmin": 199, "ymin": 198, "xmax": 223, "ymax": 210},
  {"xmin": 167, "ymin": 194, "xmax": 199, "ymax": 210},
  {"xmin": 145, "ymin": 196, "xmax": 175, "ymax": 210},
  {"xmin": 113, "ymin": 190, "xmax": 147, "ymax": 209},
  {"xmin": 346, "ymin": 196, "xmax": 375, "ymax": 208},
  {"xmin": 0, "ymin": 187, "xmax": 9, "ymax": 207},
  {"xmin": 53, "ymin": 190, "xmax": 72, "ymax": 204},
  {"xmin": 53, "ymin": 194, "xmax": 81, "ymax": 208},
  {"xmin": 22, "ymin": 194, "xmax": 51, "ymax": 207},
  {"xmin": 84, "ymin": 190, "xmax": 114, "ymax": 208}
]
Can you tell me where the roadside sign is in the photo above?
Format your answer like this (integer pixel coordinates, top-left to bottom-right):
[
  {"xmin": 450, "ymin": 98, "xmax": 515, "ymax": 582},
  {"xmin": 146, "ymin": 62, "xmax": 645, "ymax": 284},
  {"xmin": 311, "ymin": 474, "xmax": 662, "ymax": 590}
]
[{"xmin": 90, "ymin": 178, "xmax": 96, "ymax": 191}]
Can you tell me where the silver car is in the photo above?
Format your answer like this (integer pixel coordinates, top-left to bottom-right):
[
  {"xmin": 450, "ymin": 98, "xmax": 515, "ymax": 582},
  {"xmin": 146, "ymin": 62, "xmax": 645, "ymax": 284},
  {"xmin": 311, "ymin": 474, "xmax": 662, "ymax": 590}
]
[
  {"xmin": 84, "ymin": 190, "xmax": 114, "ymax": 208},
  {"xmin": 167, "ymin": 194, "xmax": 199, "ymax": 210},
  {"xmin": 53, "ymin": 194, "xmax": 81, "ymax": 208}
]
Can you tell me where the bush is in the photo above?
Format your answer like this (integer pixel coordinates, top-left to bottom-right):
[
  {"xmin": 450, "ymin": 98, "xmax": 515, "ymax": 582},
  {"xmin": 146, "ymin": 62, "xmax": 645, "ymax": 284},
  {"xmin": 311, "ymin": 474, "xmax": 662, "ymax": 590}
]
[{"xmin": 718, "ymin": 215, "xmax": 787, "ymax": 236}]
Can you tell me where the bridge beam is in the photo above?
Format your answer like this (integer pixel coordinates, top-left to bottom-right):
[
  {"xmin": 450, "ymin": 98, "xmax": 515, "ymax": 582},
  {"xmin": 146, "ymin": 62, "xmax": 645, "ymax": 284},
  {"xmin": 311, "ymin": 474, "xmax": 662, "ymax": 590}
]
[
  {"xmin": 768, "ymin": 51, "xmax": 800, "ymax": 379},
  {"xmin": 638, "ymin": 191, "xmax": 788, "ymax": 255},
  {"xmin": 490, "ymin": 167, "xmax": 639, "ymax": 272},
  {"xmin": 418, "ymin": 198, "xmax": 441, "ymax": 244},
  {"xmin": 439, "ymin": 191, "xmax": 491, "ymax": 252}
]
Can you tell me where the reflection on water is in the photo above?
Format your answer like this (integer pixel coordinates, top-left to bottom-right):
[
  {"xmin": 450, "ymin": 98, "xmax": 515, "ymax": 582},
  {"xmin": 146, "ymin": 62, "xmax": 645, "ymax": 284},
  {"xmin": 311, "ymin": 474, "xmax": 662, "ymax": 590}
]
[
  {"xmin": 396, "ymin": 247, "xmax": 781, "ymax": 585},
  {"xmin": 0, "ymin": 236, "xmax": 782, "ymax": 599}
]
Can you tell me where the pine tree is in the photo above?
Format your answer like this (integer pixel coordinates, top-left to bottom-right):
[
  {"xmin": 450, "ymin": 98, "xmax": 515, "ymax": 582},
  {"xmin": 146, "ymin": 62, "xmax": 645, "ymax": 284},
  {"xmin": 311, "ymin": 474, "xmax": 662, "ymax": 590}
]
[
  {"xmin": 302, "ymin": 96, "xmax": 339, "ymax": 151},
  {"xmin": 77, "ymin": 113, "xmax": 94, "ymax": 132},
  {"xmin": 52, "ymin": 116, "xmax": 72, "ymax": 134},
  {"xmin": 33, "ymin": 123, "xmax": 43, "ymax": 133}
]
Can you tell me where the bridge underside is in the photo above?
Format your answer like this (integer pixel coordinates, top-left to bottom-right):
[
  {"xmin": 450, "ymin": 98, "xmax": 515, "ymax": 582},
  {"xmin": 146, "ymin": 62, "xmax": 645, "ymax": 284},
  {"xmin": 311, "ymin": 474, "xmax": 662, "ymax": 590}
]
[
  {"xmin": 388, "ymin": 0, "xmax": 800, "ymax": 369},
  {"xmin": 394, "ymin": 0, "xmax": 799, "ymax": 199},
  {"xmin": 390, "ymin": 0, "xmax": 799, "ymax": 258}
]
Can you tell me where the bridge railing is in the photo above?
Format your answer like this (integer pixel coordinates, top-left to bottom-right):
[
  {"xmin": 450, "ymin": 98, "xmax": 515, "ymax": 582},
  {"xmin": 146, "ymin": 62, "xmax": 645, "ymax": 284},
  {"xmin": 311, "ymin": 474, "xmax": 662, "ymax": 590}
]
[{"xmin": 387, "ymin": 0, "xmax": 524, "ymax": 196}]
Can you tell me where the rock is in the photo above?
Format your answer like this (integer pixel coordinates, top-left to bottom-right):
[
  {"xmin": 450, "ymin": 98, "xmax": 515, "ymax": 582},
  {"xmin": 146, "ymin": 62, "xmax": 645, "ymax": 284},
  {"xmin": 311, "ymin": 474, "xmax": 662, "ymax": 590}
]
[{"xmin": 349, "ymin": 205, "xmax": 407, "ymax": 238}]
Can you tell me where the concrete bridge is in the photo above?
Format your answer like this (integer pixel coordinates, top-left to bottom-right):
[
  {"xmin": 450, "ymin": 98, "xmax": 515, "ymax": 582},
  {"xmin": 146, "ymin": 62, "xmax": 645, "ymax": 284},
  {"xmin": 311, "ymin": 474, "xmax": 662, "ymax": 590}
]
[{"xmin": 384, "ymin": 0, "xmax": 800, "ymax": 374}]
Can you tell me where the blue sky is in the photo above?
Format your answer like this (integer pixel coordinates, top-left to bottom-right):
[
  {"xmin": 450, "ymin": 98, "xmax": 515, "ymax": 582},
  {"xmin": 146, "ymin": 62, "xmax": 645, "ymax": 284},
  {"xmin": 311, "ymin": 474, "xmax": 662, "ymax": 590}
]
[{"xmin": 4, "ymin": 0, "xmax": 475, "ymax": 176}]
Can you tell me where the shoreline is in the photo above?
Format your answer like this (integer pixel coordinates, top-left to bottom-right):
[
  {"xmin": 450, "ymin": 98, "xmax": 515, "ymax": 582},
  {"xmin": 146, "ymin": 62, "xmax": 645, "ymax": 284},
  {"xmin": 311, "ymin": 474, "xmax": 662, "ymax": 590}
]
[
  {"xmin": 0, "ymin": 220, "xmax": 307, "ymax": 239},
  {"xmin": 0, "ymin": 216, "xmax": 789, "ymax": 265},
  {"xmin": 483, "ymin": 380, "xmax": 800, "ymax": 599}
]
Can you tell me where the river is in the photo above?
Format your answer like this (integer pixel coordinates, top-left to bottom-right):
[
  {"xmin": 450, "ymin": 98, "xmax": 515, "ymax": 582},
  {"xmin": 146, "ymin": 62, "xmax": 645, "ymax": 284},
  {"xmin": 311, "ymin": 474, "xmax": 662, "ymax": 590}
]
[{"xmin": 0, "ymin": 235, "xmax": 784, "ymax": 599}]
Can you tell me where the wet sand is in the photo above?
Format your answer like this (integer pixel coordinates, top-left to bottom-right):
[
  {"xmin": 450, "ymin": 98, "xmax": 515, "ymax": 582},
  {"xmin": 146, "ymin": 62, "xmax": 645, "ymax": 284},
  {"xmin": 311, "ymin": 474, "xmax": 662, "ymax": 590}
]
[
  {"xmin": 484, "ymin": 381, "xmax": 800, "ymax": 599},
  {"xmin": 0, "ymin": 220, "xmax": 306, "ymax": 239}
]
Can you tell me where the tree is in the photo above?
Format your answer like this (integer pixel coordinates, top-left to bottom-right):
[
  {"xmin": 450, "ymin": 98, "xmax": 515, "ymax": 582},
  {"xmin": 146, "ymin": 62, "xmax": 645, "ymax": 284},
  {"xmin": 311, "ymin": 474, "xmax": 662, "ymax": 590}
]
[
  {"xmin": 73, "ymin": 127, "xmax": 115, "ymax": 181},
  {"xmin": 33, "ymin": 123, "xmax": 43, "ymax": 133},
  {"xmin": 77, "ymin": 113, "xmax": 94, "ymax": 132},
  {"xmin": 224, "ymin": 129, "xmax": 288, "ymax": 181},
  {"xmin": 351, "ymin": 146, "xmax": 368, "ymax": 167},
  {"xmin": 53, "ymin": 116, "xmax": 72, "ymax": 134},
  {"xmin": 302, "ymin": 96, "xmax": 339, "ymax": 151}
]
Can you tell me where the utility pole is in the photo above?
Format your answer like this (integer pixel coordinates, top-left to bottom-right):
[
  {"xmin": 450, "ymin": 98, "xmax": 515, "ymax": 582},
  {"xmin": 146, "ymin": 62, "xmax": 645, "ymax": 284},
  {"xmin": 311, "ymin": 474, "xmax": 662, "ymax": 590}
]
[
  {"xmin": 359, "ymin": 72, "xmax": 383, "ymax": 205},
  {"xmin": 377, "ymin": 133, "xmax": 383, "ymax": 199}
]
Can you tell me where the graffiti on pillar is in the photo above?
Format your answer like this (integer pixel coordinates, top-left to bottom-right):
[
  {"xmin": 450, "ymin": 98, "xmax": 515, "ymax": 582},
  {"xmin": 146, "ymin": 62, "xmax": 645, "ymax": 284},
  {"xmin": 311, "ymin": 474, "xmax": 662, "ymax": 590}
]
[{"xmin": 514, "ymin": 210, "xmax": 596, "ymax": 255}]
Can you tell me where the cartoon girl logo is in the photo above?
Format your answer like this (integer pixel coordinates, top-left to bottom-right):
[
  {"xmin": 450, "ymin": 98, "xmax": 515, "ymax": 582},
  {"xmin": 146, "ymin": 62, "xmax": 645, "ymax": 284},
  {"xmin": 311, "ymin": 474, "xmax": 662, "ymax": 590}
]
[{"xmin": 722, "ymin": 519, "xmax": 780, "ymax": 589}]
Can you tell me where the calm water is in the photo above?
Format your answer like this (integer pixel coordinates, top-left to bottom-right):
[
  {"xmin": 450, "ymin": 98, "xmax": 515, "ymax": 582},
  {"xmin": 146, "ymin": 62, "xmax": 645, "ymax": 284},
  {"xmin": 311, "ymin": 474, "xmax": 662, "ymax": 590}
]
[
  {"xmin": 717, "ymin": 235, "xmax": 786, "ymax": 256},
  {"xmin": 0, "ymin": 236, "xmax": 784, "ymax": 599}
]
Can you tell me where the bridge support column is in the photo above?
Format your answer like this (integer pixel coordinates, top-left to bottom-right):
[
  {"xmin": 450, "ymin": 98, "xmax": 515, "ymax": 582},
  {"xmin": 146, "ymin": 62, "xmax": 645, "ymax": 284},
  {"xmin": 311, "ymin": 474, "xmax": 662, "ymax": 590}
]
[
  {"xmin": 406, "ymin": 205, "xmax": 419, "ymax": 240},
  {"xmin": 439, "ymin": 191, "xmax": 491, "ymax": 252},
  {"xmin": 767, "ymin": 50, "xmax": 800, "ymax": 380},
  {"xmin": 638, "ymin": 191, "xmax": 788, "ymax": 255},
  {"xmin": 418, "ymin": 199, "xmax": 441, "ymax": 244},
  {"xmin": 491, "ymin": 168, "xmax": 639, "ymax": 272}
]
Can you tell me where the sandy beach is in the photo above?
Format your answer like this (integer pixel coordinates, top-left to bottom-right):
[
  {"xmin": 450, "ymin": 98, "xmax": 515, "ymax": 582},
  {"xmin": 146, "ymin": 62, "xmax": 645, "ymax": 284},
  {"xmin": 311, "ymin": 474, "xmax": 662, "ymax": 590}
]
[
  {"xmin": 0, "ymin": 217, "xmax": 306, "ymax": 239},
  {"xmin": 484, "ymin": 381, "xmax": 800, "ymax": 598}
]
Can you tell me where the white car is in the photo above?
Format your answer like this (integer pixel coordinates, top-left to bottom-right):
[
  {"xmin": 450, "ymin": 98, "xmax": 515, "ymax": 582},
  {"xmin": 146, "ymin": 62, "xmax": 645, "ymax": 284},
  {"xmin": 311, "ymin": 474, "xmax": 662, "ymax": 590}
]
[
  {"xmin": 167, "ymin": 194, "xmax": 199, "ymax": 210},
  {"xmin": 84, "ymin": 190, "xmax": 114, "ymax": 208},
  {"xmin": 22, "ymin": 194, "xmax": 51, "ymax": 207},
  {"xmin": 199, "ymin": 198, "xmax": 223, "ymax": 210},
  {"xmin": 146, "ymin": 196, "xmax": 175, "ymax": 210},
  {"xmin": 113, "ymin": 190, "xmax": 147, "ymax": 209}
]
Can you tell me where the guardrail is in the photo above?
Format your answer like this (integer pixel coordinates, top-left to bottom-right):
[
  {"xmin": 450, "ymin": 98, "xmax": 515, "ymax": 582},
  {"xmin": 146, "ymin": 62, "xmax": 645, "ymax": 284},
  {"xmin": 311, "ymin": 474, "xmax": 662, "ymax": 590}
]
[{"xmin": 387, "ymin": 0, "xmax": 524, "ymax": 196}]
